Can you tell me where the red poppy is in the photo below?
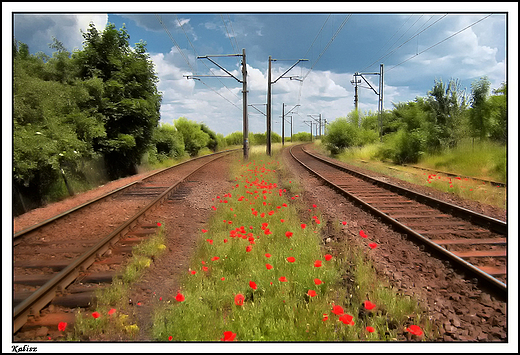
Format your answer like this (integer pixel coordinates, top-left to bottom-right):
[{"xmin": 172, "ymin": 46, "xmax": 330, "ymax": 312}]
[
  {"xmin": 279, "ymin": 276, "xmax": 288, "ymax": 282},
  {"xmin": 331, "ymin": 305, "xmax": 344, "ymax": 315},
  {"xmin": 314, "ymin": 278, "xmax": 323, "ymax": 285},
  {"xmin": 366, "ymin": 326, "xmax": 375, "ymax": 333},
  {"xmin": 108, "ymin": 308, "xmax": 116, "ymax": 316},
  {"xmin": 312, "ymin": 204, "xmax": 317, "ymax": 208},
  {"xmin": 58, "ymin": 322, "xmax": 67, "ymax": 331},
  {"xmin": 285, "ymin": 231, "xmax": 293, "ymax": 238},
  {"xmin": 249, "ymin": 281, "xmax": 257, "ymax": 290},
  {"xmin": 307, "ymin": 290, "xmax": 317, "ymax": 297},
  {"xmin": 287, "ymin": 256, "xmax": 296, "ymax": 263},
  {"xmin": 342, "ymin": 221, "xmax": 347, "ymax": 226},
  {"xmin": 221, "ymin": 277, "xmax": 225, "ymax": 281},
  {"xmin": 359, "ymin": 230, "xmax": 367, "ymax": 238},
  {"xmin": 368, "ymin": 243, "xmax": 378, "ymax": 249},
  {"xmin": 280, "ymin": 219, "xmax": 285, "ymax": 223},
  {"xmin": 224, "ymin": 238, "xmax": 228, "ymax": 243},
  {"xmin": 265, "ymin": 253, "xmax": 271, "ymax": 258},
  {"xmin": 211, "ymin": 256, "xmax": 220, "ymax": 261},
  {"xmin": 175, "ymin": 292, "xmax": 185, "ymax": 302},
  {"xmin": 324, "ymin": 254, "xmax": 332, "ymax": 261},
  {"xmin": 202, "ymin": 229, "xmax": 208, "ymax": 233},
  {"xmin": 234, "ymin": 294, "xmax": 245, "ymax": 306},
  {"xmin": 246, "ymin": 245, "xmax": 252, "ymax": 252},
  {"xmin": 220, "ymin": 331, "xmax": 237, "ymax": 341},
  {"xmin": 202, "ymin": 266, "xmax": 208, "ymax": 272},
  {"xmin": 265, "ymin": 263, "xmax": 273, "ymax": 270},
  {"xmin": 315, "ymin": 219, "xmax": 321, "ymax": 224},
  {"xmin": 168, "ymin": 335, "xmax": 173, "ymax": 341},
  {"xmin": 339, "ymin": 314, "xmax": 354, "ymax": 325},
  {"xmin": 364, "ymin": 301, "xmax": 376, "ymax": 310},
  {"xmin": 406, "ymin": 325, "xmax": 423, "ymax": 336},
  {"xmin": 190, "ymin": 270, "xmax": 196, "ymax": 275},
  {"xmin": 314, "ymin": 260, "xmax": 322, "ymax": 267},
  {"xmin": 206, "ymin": 239, "xmax": 213, "ymax": 245},
  {"xmin": 157, "ymin": 222, "xmax": 162, "ymax": 227},
  {"xmin": 92, "ymin": 311, "xmax": 101, "ymax": 319},
  {"xmin": 301, "ymin": 224, "xmax": 307, "ymax": 229},
  {"xmin": 322, "ymin": 313, "xmax": 329, "ymax": 321}
]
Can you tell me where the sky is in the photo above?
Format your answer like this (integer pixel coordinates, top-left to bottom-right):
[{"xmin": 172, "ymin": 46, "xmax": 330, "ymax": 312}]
[{"xmin": 5, "ymin": 3, "xmax": 517, "ymax": 138}]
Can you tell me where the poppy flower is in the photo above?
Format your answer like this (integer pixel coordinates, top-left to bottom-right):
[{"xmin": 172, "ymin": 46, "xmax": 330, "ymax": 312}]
[
  {"xmin": 364, "ymin": 301, "xmax": 376, "ymax": 310},
  {"xmin": 307, "ymin": 290, "xmax": 317, "ymax": 297},
  {"xmin": 314, "ymin": 278, "xmax": 323, "ymax": 285},
  {"xmin": 324, "ymin": 254, "xmax": 332, "ymax": 261},
  {"xmin": 92, "ymin": 311, "xmax": 101, "ymax": 319},
  {"xmin": 285, "ymin": 231, "xmax": 293, "ymax": 238},
  {"xmin": 202, "ymin": 229, "xmax": 208, "ymax": 233},
  {"xmin": 342, "ymin": 221, "xmax": 347, "ymax": 226},
  {"xmin": 168, "ymin": 335, "xmax": 173, "ymax": 341},
  {"xmin": 234, "ymin": 294, "xmax": 245, "ymax": 306},
  {"xmin": 314, "ymin": 260, "xmax": 322, "ymax": 267},
  {"xmin": 220, "ymin": 331, "xmax": 237, "ymax": 341},
  {"xmin": 265, "ymin": 253, "xmax": 271, "ymax": 258},
  {"xmin": 322, "ymin": 313, "xmax": 329, "ymax": 321},
  {"xmin": 368, "ymin": 243, "xmax": 378, "ymax": 249},
  {"xmin": 246, "ymin": 245, "xmax": 252, "ymax": 252},
  {"xmin": 339, "ymin": 314, "xmax": 354, "ymax": 326},
  {"xmin": 312, "ymin": 204, "xmax": 317, "ymax": 208},
  {"xmin": 224, "ymin": 238, "xmax": 228, "ymax": 243},
  {"xmin": 301, "ymin": 224, "xmax": 307, "ymax": 229},
  {"xmin": 265, "ymin": 263, "xmax": 273, "ymax": 270},
  {"xmin": 58, "ymin": 322, "xmax": 67, "ymax": 331},
  {"xmin": 359, "ymin": 230, "xmax": 367, "ymax": 238},
  {"xmin": 287, "ymin": 256, "xmax": 296, "ymax": 263},
  {"xmin": 331, "ymin": 305, "xmax": 344, "ymax": 315},
  {"xmin": 108, "ymin": 308, "xmax": 116, "ymax": 316},
  {"xmin": 202, "ymin": 266, "xmax": 208, "ymax": 272},
  {"xmin": 211, "ymin": 256, "xmax": 220, "ymax": 261},
  {"xmin": 206, "ymin": 239, "xmax": 213, "ymax": 245},
  {"xmin": 279, "ymin": 276, "xmax": 288, "ymax": 282},
  {"xmin": 221, "ymin": 277, "xmax": 225, "ymax": 281},
  {"xmin": 190, "ymin": 270, "xmax": 196, "ymax": 275},
  {"xmin": 249, "ymin": 281, "xmax": 257, "ymax": 290},
  {"xmin": 157, "ymin": 222, "xmax": 162, "ymax": 227},
  {"xmin": 366, "ymin": 326, "xmax": 375, "ymax": 333},
  {"xmin": 406, "ymin": 325, "xmax": 423, "ymax": 336},
  {"xmin": 175, "ymin": 292, "xmax": 185, "ymax": 302}
]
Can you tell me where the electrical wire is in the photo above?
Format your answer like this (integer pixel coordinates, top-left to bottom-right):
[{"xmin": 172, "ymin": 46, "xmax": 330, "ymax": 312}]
[{"xmin": 387, "ymin": 14, "xmax": 493, "ymax": 72}]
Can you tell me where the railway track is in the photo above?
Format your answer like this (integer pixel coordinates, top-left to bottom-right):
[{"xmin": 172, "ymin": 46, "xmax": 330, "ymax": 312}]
[
  {"xmin": 13, "ymin": 149, "xmax": 238, "ymax": 335},
  {"xmin": 289, "ymin": 144, "xmax": 507, "ymax": 297}
]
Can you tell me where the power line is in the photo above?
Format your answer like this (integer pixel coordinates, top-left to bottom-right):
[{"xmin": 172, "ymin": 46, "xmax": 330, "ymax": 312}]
[{"xmin": 387, "ymin": 14, "xmax": 493, "ymax": 72}]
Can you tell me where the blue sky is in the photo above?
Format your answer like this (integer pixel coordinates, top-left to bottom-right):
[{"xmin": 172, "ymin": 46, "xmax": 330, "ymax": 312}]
[{"xmin": 6, "ymin": 3, "xmax": 517, "ymax": 138}]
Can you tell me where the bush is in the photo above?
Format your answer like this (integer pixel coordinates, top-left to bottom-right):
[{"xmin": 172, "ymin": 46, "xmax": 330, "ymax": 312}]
[
  {"xmin": 291, "ymin": 132, "xmax": 312, "ymax": 142},
  {"xmin": 322, "ymin": 117, "xmax": 359, "ymax": 155},
  {"xmin": 376, "ymin": 129, "xmax": 425, "ymax": 164}
]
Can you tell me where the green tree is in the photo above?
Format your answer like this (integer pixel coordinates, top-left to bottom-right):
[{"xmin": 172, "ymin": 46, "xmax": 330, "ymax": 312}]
[
  {"xmin": 468, "ymin": 77, "xmax": 492, "ymax": 140},
  {"xmin": 200, "ymin": 123, "xmax": 218, "ymax": 151},
  {"xmin": 150, "ymin": 123, "xmax": 185, "ymax": 160},
  {"xmin": 73, "ymin": 23, "xmax": 162, "ymax": 179},
  {"xmin": 322, "ymin": 117, "xmax": 359, "ymax": 155},
  {"xmin": 488, "ymin": 82, "xmax": 507, "ymax": 144},
  {"xmin": 173, "ymin": 117, "xmax": 210, "ymax": 156}
]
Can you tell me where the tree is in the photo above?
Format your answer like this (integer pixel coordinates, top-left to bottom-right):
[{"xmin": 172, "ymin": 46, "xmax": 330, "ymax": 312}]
[
  {"xmin": 488, "ymin": 82, "xmax": 507, "ymax": 144},
  {"xmin": 174, "ymin": 117, "xmax": 210, "ymax": 156},
  {"xmin": 150, "ymin": 123, "xmax": 185, "ymax": 160},
  {"xmin": 322, "ymin": 117, "xmax": 359, "ymax": 155},
  {"xmin": 468, "ymin": 77, "xmax": 492, "ymax": 140},
  {"xmin": 73, "ymin": 23, "xmax": 162, "ymax": 179}
]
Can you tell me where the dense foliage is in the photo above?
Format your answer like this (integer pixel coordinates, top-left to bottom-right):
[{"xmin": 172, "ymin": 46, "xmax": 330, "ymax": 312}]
[{"xmin": 323, "ymin": 77, "xmax": 507, "ymax": 165}]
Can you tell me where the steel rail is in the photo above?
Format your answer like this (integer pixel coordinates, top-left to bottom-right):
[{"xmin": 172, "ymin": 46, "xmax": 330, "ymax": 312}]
[
  {"xmin": 289, "ymin": 144, "xmax": 507, "ymax": 297},
  {"xmin": 13, "ymin": 150, "xmax": 237, "ymax": 333},
  {"xmin": 14, "ymin": 149, "xmax": 240, "ymax": 241}
]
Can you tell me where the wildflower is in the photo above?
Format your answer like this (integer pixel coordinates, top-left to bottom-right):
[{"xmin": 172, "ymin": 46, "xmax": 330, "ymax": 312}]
[
  {"xmin": 92, "ymin": 311, "xmax": 101, "ymax": 319},
  {"xmin": 175, "ymin": 292, "xmax": 185, "ymax": 302},
  {"xmin": 206, "ymin": 239, "xmax": 213, "ymax": 245},
  {"xmin": 324, "ymin": 254, "xmax": 332, "ymax": 261},
  {"xmin": 339, "ymin": 314, "xmax": 354, "ymax": 326},
  {"xmin": 246, "ymin": 245, "xmax": 252, "ymax": 252},
  {"xmin": 279, "ymin": 276, "xmax": 288, "ymax": 282},
  {"xmin": 202, "ymin": 229, "xmax": 208, "ymax": 233},
  {"xmin": 168, "ymin": 335, "xmax": 173, "ymax": 341},
  {"xmin": 314, "ymin": 260, "xmax": 322, "ymax": 267},
  {"xmin": 190, "ymin": 270, "xmax": 196, "ymax": 275},
  {"xmin": 331, "ymin": 305, "xmax": 344, "ymax": 315},
  {"xmin": 157, "ymin": 222, "xmax": 162, "ymax": 227},
  {"xmin": 221, "ymin": 277, "xmax": 225, "ymax": 281},
  {"xmin": 342, "ymin": 221, "xmax": 347, "ymax": 226},
  {"xmin": 224, "ymin": 238, "xmax": 228, "ymax": 243},
  {"xmin": 220, "ymin": 331, "xmax": 237, "ymax": 341},
  {"xmin": 285, "ymin": 231, "xmax": 293, "ymax": 238},
  {"xmin": 366, "ymin": 326, "xmax": 375, "ymax": 333},
  {"xmin": 108, "ymin": 308, "xmax": 116, "ymax": 316},
  {"xmin": 314, "ymin": 278, "xmax": 323, "ymax": 285},
  {"xmin": 234, "ymin": 294, "xmax": 245, "ymax": 306},
  {"xmin": 406, "ymin": 325, "xmax": 423, "ymax": 336},
  {"xmin": 287, "ymin": 256, "xmax": 296, "ymax": 263},
  {"xmin": 265, "ymin": 253, "xmax": 271, "ymax": 258},
  {"xmin": 58, "ymin": 322, "xmax": 67, "ymax": 331},
  {"xmin": 313, "ymin": 204, "xmax": 317, "ymax": 208},
  {"xmin": 211, "ymin": 256, "xmax": 220, "ymax": 261},
  {"xmin": 202, "ymin": 266, "xmax": 208, "ymax": 272},
  {"xmin": 307, "ymin": 290, "xmax": 317, "ymax": 297},
  {"xmin": 249, "ymin": 281, "xmax": 257, "ymax": 290},
  {"xmin": 359, "ymin": 230, "xmax": 367, "ymax": 238},
  {"xmin": 364, "ymin": 301, "xmax": 376, "ymax": 310},
  {"xmin": 301, "ymin": 223, "xmax": 307, "ymax": 229},
  {"xmin": 368, "ymin": 242, "xmax": 378, "ymax": 249}
]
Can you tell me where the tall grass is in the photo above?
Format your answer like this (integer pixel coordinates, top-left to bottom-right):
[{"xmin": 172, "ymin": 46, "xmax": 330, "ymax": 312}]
[{"xmin": 150, "ymin": 150, "xmax": 429, "ymax": 341}]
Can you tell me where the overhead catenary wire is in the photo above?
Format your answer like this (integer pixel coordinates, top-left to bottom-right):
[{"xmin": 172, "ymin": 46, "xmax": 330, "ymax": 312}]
[{"xmin": 387, "ymin": 14, "xmax": 493, "ymax": 72}]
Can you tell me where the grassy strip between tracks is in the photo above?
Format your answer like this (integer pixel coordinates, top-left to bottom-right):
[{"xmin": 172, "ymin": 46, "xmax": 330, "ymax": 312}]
[
  {"xmin": 66, "ymin": 228, "xmax": 167, "ymax": 341},
  {"xmin": 149, "ymin": 148, "xmax": 431, "ymax": 342}
]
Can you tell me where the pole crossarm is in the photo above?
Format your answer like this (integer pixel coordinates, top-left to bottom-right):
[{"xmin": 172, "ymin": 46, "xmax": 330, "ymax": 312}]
[
  {"xmin": 196, "ymin": 54, "xmax": 244, "ymax": 83},
  {"xmin": 284, "ymin": 104, "xmax": 300, "ymax": 116},
  {"xmin": 272, "ymin": 59, "xmax": 309, "ymax": 84},
  {"xmin": 249, "ymin": 104, "xmax": 267, "ymax": 117}
]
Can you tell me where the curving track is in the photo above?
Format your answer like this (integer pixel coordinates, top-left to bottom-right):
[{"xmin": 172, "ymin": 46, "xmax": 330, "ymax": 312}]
[
  {"xmin": 289, "ymin": 144, "xmax": 507, "ymax": 297},
  {"xmin": 13, "ymin": 150, "xmax": 238, "ymax": 334}
]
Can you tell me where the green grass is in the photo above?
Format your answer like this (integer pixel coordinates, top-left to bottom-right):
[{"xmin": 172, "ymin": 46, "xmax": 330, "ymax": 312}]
[{"xmin": 149, "ymin": 150, "xmax": 429, "ymax": 341}]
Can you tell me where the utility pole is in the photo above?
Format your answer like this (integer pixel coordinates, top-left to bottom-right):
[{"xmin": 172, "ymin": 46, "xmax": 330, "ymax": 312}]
[
  {"xmin": 266, "ymin": 56, "xmax": 308, "ymax": 156},
  {"xmin": 304, "ymin": 120, "xmax": 313, "ymax": 141},
  {"xmin": 307, "ymin": 114, "xmax": 322, "ymax": 139},
  {"xmin": 353, "ymin": 63, "xmax": 384, "ymax": 140},
  {"xmin": 281, "ymin": 103, "xmax": 300, "ymax": 146},
  {"xmin": 186, "ymin": 49, "xmax": 249, "ymax": 159},
  {"xmin": 351, "ymin": 75, "xmax": 361, "ymax": 127}
]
